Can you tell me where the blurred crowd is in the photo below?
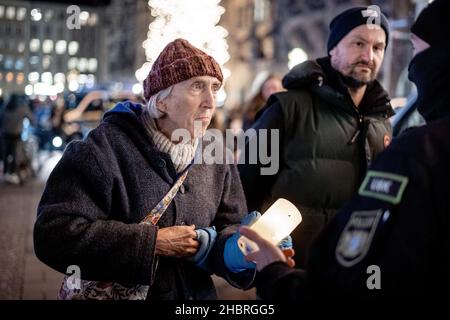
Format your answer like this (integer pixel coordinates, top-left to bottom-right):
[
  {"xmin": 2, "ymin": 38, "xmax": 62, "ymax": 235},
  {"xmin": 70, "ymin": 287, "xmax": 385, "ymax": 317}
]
[{"xmin": 0, "ymin": 90, "xmax": 142, "ymax": 184}]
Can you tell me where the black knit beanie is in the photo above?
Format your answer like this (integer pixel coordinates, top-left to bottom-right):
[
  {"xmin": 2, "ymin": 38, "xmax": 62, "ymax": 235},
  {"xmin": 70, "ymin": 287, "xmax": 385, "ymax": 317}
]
[
  {"xmin": 411, "ymin": 0, "xmax": 450, "ymax": 50},
  {"xmin": 327, "ymin": 6, "xmax": 390, "ymax": 54}
]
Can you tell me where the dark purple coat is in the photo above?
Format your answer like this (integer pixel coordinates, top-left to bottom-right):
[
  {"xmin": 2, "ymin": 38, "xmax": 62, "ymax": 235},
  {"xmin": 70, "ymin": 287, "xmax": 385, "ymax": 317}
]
[{"xmin": 34, "ymin": 102, "xmax": 253, "ymax": 300}]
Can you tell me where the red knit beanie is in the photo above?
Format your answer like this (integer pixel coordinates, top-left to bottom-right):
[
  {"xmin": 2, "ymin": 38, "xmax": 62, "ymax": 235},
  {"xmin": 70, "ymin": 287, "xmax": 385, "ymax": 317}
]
[{"xmin": 143, "ymin": 38, "xmax": 223, "ymax": 101}]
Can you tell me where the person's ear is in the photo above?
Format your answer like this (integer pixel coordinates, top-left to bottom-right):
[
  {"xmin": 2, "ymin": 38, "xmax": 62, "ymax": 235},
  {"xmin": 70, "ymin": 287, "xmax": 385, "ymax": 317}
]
[
  {"xmin": 329, "ymin": 47, "xmax": 336, "ymax": 57},
  {"xmin": 156, "ymin": 100, "xmax": 167, "ymax": 114}
]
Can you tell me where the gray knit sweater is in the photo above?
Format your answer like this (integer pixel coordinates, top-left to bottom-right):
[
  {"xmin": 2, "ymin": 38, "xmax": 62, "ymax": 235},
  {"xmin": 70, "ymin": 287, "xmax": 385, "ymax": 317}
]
[{"xmin": 34, "ymin": 101, "xmax": 252, "ymax": 300}]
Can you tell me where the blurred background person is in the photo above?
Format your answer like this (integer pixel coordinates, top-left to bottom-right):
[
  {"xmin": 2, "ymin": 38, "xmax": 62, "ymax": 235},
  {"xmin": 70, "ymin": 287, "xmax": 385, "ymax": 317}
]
[
  {"xmin": 209, "ymin": 106, "xmax": 226, "ymax": 135},
  {"xmin": 242, "ymin": 73, "xmax": 284, "ymax": 131},
  {"xmin": 50, "ymin": 95, "xmax": 66, "ymax": 139},
  {"xmin": 0, "ymin": 94, "xmax": 35, "ymax": 184},
  {"xmin": 0, "ymin": 95, "xmax": 5, "ymax": 173},
  {"xmin": 224, "ymin": 73, "xmax": 284, "ymax": 163}
]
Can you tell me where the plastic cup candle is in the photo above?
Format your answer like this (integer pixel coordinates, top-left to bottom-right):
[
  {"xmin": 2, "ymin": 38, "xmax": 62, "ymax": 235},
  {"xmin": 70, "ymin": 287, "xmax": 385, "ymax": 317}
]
[{"xmin": 238, "ymin": 198, "xmax": 302, "ymax": 255}]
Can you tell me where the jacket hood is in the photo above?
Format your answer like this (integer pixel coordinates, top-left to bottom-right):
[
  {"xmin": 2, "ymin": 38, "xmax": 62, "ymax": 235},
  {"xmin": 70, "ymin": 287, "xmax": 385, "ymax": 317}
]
[
  {"xmin": 282, "ymin": 60, "xmax": 325, "ymax": 90},
  {"xmin": 282, "ymin": 57, "xmax": 394, "ymax": 117},
  {"xmin": 103, "ymin": 100, "xmax": 144, "ymax": 120}
]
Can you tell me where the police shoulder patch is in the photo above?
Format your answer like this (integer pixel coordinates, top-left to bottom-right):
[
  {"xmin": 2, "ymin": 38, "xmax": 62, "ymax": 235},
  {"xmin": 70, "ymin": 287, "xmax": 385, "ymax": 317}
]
[
  {"xmin": 336, "ymin": 209, "xmax": 383, "ymax": 267},
  {"xmin": 358, "ymin": 170, "xmax": 409, "ymax": 204}
]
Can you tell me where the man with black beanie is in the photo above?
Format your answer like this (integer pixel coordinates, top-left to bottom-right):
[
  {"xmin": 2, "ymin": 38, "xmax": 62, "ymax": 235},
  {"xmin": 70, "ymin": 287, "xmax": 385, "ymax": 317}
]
[
  {"xmin": 240, "ymin": 0, "xmax": 450, "ymax": 300},
  {"xmin": 239, "ymin": 6, "xmax": 394, "ymax": 269}
]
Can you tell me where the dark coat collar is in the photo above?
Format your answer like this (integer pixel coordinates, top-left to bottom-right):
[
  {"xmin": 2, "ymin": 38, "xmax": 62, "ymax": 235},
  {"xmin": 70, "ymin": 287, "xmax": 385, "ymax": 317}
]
[
  {"xmin": 102, "ymin": 102, "xmax": 177, "ymax": 183},
  {"xmin": 283, "ymin": 57, "xmax": 394, "ymax": 117}
]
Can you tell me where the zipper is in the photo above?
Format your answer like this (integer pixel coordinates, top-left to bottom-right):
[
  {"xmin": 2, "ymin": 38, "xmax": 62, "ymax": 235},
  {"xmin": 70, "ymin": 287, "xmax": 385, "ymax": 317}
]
[{"xmin": 348, "ymin": 107, "xmax": 364, "ymax": 145}]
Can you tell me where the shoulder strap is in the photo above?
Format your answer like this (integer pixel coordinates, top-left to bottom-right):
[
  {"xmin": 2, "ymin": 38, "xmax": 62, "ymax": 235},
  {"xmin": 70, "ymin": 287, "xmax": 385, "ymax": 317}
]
[{"xmin": 140, "ymin": 169, "xmax": 189, "ymax": 226}]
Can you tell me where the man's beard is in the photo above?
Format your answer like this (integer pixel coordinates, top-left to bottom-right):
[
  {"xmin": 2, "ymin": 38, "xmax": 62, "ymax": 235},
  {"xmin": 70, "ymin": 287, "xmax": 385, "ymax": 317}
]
[{"xmin": 340, "ymin": 62, "xmax": 377, "ymax": 89}]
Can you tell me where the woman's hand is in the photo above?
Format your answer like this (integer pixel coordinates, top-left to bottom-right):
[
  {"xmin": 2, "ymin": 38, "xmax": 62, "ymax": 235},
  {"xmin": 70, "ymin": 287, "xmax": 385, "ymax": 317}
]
[{"xmin": 155, "ymin": 225, "xmax": 199, "ymax": 257}]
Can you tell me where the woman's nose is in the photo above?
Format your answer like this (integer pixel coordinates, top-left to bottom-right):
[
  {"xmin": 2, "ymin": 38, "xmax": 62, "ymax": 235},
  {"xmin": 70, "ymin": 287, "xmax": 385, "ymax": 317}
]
[{"xmin": 202, "ymin": 87, "xmax": 215, "ymax": 108}]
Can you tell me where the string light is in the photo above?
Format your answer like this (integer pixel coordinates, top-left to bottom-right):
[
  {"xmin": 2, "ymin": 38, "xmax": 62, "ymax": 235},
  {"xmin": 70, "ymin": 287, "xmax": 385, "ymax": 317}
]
[{"xmin": 136, "ymin": 0, "xmax": 230, "ymax": 90}]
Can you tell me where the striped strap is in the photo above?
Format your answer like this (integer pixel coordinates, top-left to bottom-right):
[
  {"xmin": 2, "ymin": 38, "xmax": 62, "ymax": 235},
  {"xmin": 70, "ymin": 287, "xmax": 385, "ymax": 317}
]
[{"xmin": 141, "ymin": 169, "xmax": 189, "ymax": 226}]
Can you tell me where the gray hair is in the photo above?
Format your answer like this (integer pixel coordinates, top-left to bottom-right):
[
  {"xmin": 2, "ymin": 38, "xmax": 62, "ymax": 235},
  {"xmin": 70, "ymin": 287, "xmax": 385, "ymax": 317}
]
[{"xmin": 146, "ymin": 85, "xmax": 174, "ymax": 118}]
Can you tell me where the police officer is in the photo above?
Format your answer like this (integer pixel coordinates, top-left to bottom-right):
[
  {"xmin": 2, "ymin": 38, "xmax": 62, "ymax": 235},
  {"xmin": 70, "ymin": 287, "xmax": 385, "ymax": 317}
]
[{"xmin": 240, "ymin": 0, "xmax": 450, "ymax": 300}]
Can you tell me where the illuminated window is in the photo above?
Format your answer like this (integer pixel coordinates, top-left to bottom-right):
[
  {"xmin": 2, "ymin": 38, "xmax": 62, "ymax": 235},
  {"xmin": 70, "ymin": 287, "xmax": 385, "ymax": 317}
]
[
  {"xmin": 17, "ymin": 41, "xmax": 25, "ymax": 53},
  {"xmin": 88, "ymin": 13, "xmax": 98, "ymax": 26},
  {"xmin": 55, "ymin": 82, "xmax": 64, "ymax": 93},
  {"xmin": 42, "ymin": 40, "xmax": 53, "ymax": 53},
  {"xmin": 25, "ymin": 84, "xmax": 33, "ymax": 96},
  {"xmin": 68, "ymin": 41, "xmax": 79, "ymax": 55},
  {"xmin": 6, "ymin": 72, "xmax": 14, "ymax": 83},
  {"xmin": 16, "ymin": 72, "xmax": 25, "ymax": 85},
  {"xmin": 16, "ymin": 7, "xmax": 26, "ymax": 21},
  {"xmin": 30, "ymin": 39, "xmax": 40, "ymax": 52},
  {"xmin": 86, "ymin": 74, "xmax": 95, "ymax": 88},
  {"xmin": 78, "ymin": 74, "xmax": 87, "ymax": 84},
  {"xmin": 30, "ymin": 8, "xmax": 42, "ymax": 21},
  {"xmin": 78, "ymin": 58, "xmax": 88, "ymax": 72},
  {"xmin": 15, "ymin": 59, "xmax": 24, "ymax": 70},
  {"xmin": 80, "ymin": 11, "xmax": 89, "ymax": 26},
  {"xmin": 254, "ymin": 0, "xmax": 266, "ymax": 22},
  {"xmin": 55, "ymin": 40, "xmax": 67, "ymax": 54},
  {"xmin": 41, "ymin": 72, "xmax": 53, "ymax": 85},
  {"xmin": 4, "ymin": 57, "xmax": 13, "ymax": 69},
  {"xmin": 88, "ymin": 58, "xmax": 98, "ymax": 72},
  {"xmin": 6, "ymin": 6, "xmax": 15, "ymax": 20},
  {"xmin": 28, "ymin": 72, "xmax": 40, "ymax": 83},
  {"xmin": 54, "ymin": 73, "xmax": 65, "ymax": 84},
  {"xmin": 68, "ymin": 57, "xmax": 77, "ymax": 70},
  {"xmin": 30, "ymin": 56, "xmax": 39, "ymax": 65},
  {"xmin": 68, "ymin": 80, "xmax": 79, "ymax": 92}
]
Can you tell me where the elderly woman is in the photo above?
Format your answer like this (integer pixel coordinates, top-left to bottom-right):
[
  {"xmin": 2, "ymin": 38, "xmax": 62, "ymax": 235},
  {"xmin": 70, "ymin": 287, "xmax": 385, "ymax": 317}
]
[{"xmin": 34, "ymin": 39, "xmax": 255, "ymax": 300}]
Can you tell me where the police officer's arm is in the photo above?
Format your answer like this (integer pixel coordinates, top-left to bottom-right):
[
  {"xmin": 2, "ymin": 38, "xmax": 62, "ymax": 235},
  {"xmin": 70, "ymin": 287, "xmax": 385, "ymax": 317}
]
[
  {"xmin": 239, "ymin": 226, "xmax": 308, "ymax": 300},
  {"xmin": 238, "ymin": 101, "xmax": 284, "ymax": 212}
]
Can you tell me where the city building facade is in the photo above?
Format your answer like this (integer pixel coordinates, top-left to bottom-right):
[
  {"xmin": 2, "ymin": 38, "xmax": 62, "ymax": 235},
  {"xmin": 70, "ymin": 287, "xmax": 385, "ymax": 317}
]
[{"xmin": 0, "ymin": 0, "xmax": 108, "ymax": 97}]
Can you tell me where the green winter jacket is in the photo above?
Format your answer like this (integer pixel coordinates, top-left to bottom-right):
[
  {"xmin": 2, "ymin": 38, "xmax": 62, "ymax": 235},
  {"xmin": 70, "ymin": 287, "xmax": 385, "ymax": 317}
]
[{"xmin": 239, "ymin": 57, "xmax": 394, "ymax": 268}]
